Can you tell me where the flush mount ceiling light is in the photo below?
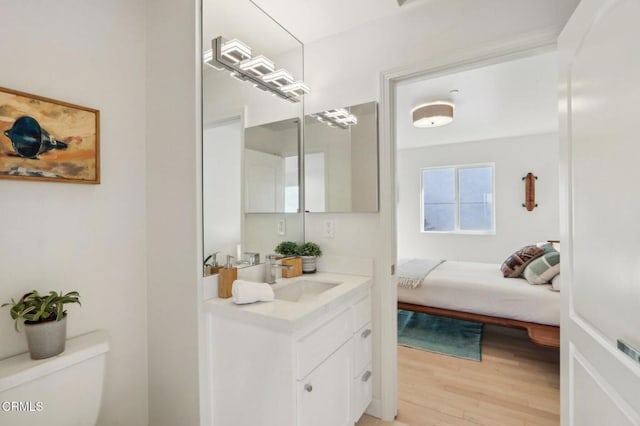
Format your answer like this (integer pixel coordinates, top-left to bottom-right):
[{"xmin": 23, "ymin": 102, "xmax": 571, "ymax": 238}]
[
  {"xmin": 205, "ymin": 36, "xmax": 310, "ymax": 103},
  {"xmin": 411, "ymin": 101, "xmax": 454, "ymax": 128}
]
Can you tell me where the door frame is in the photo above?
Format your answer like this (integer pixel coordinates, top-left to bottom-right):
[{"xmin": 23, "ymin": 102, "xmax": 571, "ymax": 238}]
[{"xmin": 377, "ymin": 29, "xmax": 560, "ymax": 420}]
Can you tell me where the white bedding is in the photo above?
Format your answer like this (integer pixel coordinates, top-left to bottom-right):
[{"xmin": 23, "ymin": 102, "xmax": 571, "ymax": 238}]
[{"xmin": 397, "ymin": 260, "xmax": 560, "ymax": 326}]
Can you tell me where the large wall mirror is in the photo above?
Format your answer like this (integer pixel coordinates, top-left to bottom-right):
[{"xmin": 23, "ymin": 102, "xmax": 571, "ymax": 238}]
[
  {"xmin": 304, "ymin": 101, "xmax": 379, "ymax": 213},
  {"xmin": 202, "ymin": 0, "xmax": 304, "ymax": 274}
]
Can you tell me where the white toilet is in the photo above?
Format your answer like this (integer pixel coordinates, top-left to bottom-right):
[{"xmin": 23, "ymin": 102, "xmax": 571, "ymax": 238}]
[{"xmin": 0, "ymin": 330, "xmax": 109, "ymax": 426}]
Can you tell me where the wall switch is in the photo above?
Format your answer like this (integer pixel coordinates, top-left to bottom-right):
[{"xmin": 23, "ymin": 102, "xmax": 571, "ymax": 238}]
[
  {"xmin": 277, "ymin": 219, "xmax": 286, "ymax": 236},
  {"xmin": 323, "ymin": 220, "xmax": 334, "ymax": 238}
]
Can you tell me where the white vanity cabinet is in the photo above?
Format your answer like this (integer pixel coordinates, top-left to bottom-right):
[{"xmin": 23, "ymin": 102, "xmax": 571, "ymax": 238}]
[
  {"xmin": 297, "ymin": 339, "xmax": 352, "ymax": 426},
  {"xmin": 351, "ymin": 293, "xmax": 373, "ymax": 422},
  {"xmin": 206, "ymin": 275, "xmax": 372, "ymax": 426}
]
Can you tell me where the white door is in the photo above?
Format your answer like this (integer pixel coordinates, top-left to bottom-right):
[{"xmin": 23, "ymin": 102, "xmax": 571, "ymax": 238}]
[{"xmin": 559, "ymin": 0, "xmax": 640, "ymax": 424}]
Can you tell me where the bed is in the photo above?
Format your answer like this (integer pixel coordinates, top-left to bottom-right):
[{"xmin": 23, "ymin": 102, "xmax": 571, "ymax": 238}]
[{"xmin": 397, "ymin": 260, "xmax": 560, "ymax": 347}]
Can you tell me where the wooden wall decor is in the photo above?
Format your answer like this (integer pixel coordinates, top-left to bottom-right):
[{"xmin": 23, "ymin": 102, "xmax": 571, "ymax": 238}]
[{"xmin": 522, "ymin": 172, "xmax": 538, "ymax": 211}]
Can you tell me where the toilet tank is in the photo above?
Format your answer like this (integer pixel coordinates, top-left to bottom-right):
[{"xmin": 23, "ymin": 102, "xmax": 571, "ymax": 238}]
[{"xmin": 0, "ymin": 330, "xmax": 109, "ymax": 426}]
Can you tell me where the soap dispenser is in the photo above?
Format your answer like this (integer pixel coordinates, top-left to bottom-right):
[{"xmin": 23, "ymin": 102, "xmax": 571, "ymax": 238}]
[{"xmin": 218, "ymin": 255, "xmax": 237, "ymax": 298}]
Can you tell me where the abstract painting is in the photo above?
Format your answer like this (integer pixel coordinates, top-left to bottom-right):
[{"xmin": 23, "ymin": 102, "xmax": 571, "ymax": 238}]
[{"xmin": 0, "ymin": 86, "xmax": 100, "ymax": 184}]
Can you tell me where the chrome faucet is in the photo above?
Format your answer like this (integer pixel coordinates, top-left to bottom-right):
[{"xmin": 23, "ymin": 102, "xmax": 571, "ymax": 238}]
[
  {"xmin": 265, "ymin": 254, "xmax": 293, "ymax": 284},
  {"xmin": 244, "ymin": 252, "xmax": 260, "ymax": 266}
]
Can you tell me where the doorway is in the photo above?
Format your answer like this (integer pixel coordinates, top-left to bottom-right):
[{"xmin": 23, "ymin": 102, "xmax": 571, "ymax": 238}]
[{"xmin": 377, "ymin": 39, "xmax": 564, "ymax": 423}]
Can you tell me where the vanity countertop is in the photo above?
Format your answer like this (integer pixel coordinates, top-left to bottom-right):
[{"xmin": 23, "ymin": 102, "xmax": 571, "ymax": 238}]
[{"xmin": 203, "ymin": 272, "xmax": 372, "ymax": 332}]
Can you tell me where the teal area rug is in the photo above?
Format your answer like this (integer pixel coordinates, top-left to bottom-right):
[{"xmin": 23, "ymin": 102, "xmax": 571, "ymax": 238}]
[{"xmin": 397, "ymin": 309, "xmax": 483, "ymax": 361}]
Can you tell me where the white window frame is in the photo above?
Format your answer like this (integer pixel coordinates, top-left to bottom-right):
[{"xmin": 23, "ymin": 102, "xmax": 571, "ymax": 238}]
[{"xmin": 420, "ymin": 163, "xmax": 496, "ymax": 235}]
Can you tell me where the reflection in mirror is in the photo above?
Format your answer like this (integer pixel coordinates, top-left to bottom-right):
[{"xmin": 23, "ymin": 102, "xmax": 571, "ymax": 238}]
[
  {"xmin": 203, "ymin": 117, "xmax": 242, "ymax": 273},
  {"xmin": 202, "ymin": 0, "xmax": 305, "ymax": 275},
  {"xmin": 244, "ymin": 118, "xmax": 300, "ymax": 213},
  {"xmin": 304, "ymin": 101, "xmax": 379, "ymax": 213},
  {"xmin": 242, "ymin": 118, "xmax": 303, "ymax": 264}
]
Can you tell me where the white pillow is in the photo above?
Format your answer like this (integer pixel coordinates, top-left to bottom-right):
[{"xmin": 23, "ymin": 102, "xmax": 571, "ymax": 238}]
[{"xmin": 550, "ymin": 274, "xmax": 561, "ymax": 292}]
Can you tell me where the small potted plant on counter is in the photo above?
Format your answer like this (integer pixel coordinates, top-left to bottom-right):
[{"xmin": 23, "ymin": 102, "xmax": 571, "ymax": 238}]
[
  {"xmin": 274, "ymin": 241, "xmax": 302, "ymax": 278},
  {"xmin": 2, "ymin": 290, "xmax": 81, "ymax": 360},
  {"xmin": 299, "ymin": 242, "xmax": 322, "ymax": 273}
]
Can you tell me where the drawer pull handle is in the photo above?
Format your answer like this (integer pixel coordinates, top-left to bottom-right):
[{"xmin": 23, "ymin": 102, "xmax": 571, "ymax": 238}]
[
  {"xmin": 305, "ymin": 383, "xmax": 313, "ymax": 392},
  {"xmin": 361, "ymin": 329, "xmax": 372, "ymax": 339},
  {"xmin": 618, "ymin": 340, "xmax": 640, "ymax": 363},
  {"xmin": 361, "ymin": 371, "xmax": 372, "ymax": 382}
]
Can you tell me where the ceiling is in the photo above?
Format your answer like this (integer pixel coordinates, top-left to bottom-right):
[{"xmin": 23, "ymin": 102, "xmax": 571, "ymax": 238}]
[
  {"xmin": 395, "ymin": 51, "xmax": 558, "ymax": 150},
  {"xmin": 212, "ymin": 1, "xmax": 560, "ymax": 151},
  {"xmin": 251, "ymin": 0, "xmax": 432, "ymax": 43}
]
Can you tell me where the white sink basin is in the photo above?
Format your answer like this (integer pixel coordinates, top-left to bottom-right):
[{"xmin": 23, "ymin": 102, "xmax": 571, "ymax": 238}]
[{"xmin": 274, "ymin": 279, "xmax": 342, "ymax": 302}]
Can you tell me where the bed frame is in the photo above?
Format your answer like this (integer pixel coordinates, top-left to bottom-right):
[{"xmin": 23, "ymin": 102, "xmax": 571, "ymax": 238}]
[{"xmin": 398, "ymin": 302, "xmax": 560, "ymax": 348}]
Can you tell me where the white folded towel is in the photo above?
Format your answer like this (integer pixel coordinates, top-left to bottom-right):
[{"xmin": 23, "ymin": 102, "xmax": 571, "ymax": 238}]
[{"xmin": 231, "ymin": 280, "xmax": 275, "ymax": 304}]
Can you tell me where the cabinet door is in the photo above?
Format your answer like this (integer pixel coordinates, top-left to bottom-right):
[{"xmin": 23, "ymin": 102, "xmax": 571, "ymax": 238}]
[{"xmin": 297, "ymin": 341, "xmax": 352, "ymax": 426}]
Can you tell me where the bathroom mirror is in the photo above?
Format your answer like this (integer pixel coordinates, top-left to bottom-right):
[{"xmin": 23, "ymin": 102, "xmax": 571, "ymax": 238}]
[
  {"xmin": 202, "ymin": 0, "xmax": 304, "ymax": 274},
  {"xmin": 244, "ymin": 118, "xmax": 300, "ymax": 213},
  {"xmin": 304, "ymin": 101, "xmax": 379, "ymax": 213}
]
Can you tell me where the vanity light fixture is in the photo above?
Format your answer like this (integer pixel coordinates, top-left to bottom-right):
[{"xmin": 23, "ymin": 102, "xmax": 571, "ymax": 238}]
[
  {"xmin": 203, "ymin": 49, "xmax": 224, "ymax": 70},
  {"xmin": 281, "ymin": 81, "xmax": 311, "ymax": 96},
  {"xmin": 412, "ymin": 101, "xmax": 454, "ymax": 128},
  {"xmin": 311, "ymin": 108, "xmax": 358, "ymax": 130},
  {"xmin": 207, "ymin": 36, "xmax": 309, "ymax": 103},
  {"xmin": 261, "ymin": 69, "xmax": 295, "ymax": 87},
  {"xmin": 220, "ymin": 38, "xmax": 251, "ymax": 63},
  {"xmin": 239, "ymin": 55, "xmax": 275, "ymax": 76}
]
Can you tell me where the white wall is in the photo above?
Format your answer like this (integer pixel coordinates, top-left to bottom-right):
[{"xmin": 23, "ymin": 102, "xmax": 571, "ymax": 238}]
[
  {"xmin": 146, "ymin": 0, "xmax": 201, "ymax": 424},
  {"xmin": 244, "ymin": 213, "xmax": 304, "ymax": 256},
  {"xmin": 0, "ymin": 1, "xmax": 148, "ymax": 425},
  {"xmin": 303, "ymin": 0, "xmax": 577, "ymax": 417},
  {"xmin": 397, "ymin": 133, "xmax": 560, "ymax": 263}
]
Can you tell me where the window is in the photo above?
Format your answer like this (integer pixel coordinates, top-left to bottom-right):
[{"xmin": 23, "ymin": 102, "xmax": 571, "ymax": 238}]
[{"xmin": 421, "ymin": 164, "xmax": 494, "ymax": 233}]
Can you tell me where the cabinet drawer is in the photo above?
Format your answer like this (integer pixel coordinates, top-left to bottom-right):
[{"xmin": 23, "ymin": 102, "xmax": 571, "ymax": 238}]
[
  {"xmin": 352, "ymin": 363, "xmax": 373, "ymax": 423},
  {"xmin": 352, "ymin": 293, "xmax": 371, "ymax": 332},
  {"xmin": 353, "ymin": 322, "xmax": 372, "ymax": 376},
  {"xmin": 296, "ymin": 308, "xmax": 351, "ymax": 379}
]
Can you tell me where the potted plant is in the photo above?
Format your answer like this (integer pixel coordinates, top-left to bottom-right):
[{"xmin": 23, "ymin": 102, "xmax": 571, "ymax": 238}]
[
  {"xmin": 299, "ymin": 242, "xmax": 322, "ymax": 273},
  {"xmin": 2, "ymin": 290, "xmax": 81, "ymax": 360},
  {"xmin": 275, "ymin": 241, "xmax": 302, "ymax": 278}
]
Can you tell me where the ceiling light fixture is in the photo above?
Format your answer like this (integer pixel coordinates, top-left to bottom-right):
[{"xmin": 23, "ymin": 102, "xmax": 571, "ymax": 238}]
[
  {"xmin": 206, "ymin": 36, "xmax": 310, "ymax": 103},
  {"xmin": 411, "ymin": 101, "xmax": 454, "ymax": 128}
]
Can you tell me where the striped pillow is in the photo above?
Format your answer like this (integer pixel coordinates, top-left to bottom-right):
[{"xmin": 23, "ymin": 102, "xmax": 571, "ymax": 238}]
[{"xmin": 523, "ymin": 250, "xmax": 560, "ymax": 285}]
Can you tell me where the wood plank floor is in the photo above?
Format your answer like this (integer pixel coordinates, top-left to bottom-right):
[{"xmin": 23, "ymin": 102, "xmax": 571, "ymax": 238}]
[{"xmin": 357, "ymin": 325, "xmax": 560, "ymax": 426}]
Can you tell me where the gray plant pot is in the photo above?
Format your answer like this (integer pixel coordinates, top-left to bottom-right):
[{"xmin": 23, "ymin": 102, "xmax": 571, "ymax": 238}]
[
  {"xmin": 24, "ymin": 315, "xmax": 67, "ymax": 360},
  {"xmin": 301, "ymin": 255, "xmax": 317, "ymax": 273}
]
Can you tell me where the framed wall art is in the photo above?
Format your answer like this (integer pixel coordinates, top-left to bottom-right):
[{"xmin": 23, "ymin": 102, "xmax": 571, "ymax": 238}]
[{"xmin": 0, "ymin": 86, "xmax": 100, "ymax": 184}]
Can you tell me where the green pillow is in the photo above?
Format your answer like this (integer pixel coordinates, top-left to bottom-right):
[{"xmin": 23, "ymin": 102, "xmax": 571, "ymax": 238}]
[{"xmin": 523, "ymin": 250, "xmax": 560, "ymax": 285}]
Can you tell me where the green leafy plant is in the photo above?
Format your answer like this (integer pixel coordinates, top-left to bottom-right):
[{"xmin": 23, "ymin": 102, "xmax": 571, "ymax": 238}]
[
  {"xmin": 298, "ymin": 242, "xmax": 322, "ymax": 257},
  {"xmin": 275, "ymin": 241, "xmax": 300, "ymax": 257},
  {"xmin": 2, "ymin": 290, "xmax": 81, "ymax": 332}
]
